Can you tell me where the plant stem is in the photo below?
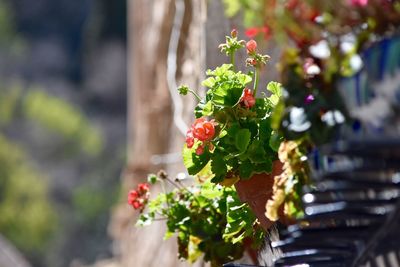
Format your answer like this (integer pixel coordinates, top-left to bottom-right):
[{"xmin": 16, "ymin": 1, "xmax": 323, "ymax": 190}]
[
  {"xmin": 189, "ymin": 89, "xmax": 202, "ymax": 102},
  {"xmin": 253, "ymin": 67, "xmax": 259, "ymax": 96},
  {"xmin": 160, "ymin": 180, "xmax": 170, "ymax": 209},
  {"xmin": 230, "ymin": 53, "xmax": 235, "ymax": 71},
  {"xmin": 153, "ymin": 217, "xmax": 168, "ymax": 221},
  {"xmin": 165, "ymin": 177, "xmax": 183, "ymax": 189}
]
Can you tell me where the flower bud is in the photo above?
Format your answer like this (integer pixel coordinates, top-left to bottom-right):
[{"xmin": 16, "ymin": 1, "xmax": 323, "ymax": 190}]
[
  {"xmin": 157, "ymin": 170, "xmax": 168, "ymax": 180},
  {"xmin": 231, "ymin": 28, "xmax": 238, "ymax": 38},
  {"xmin": 246, "ymin": 40, "xmax": 257, "ymax": 54},
  {"xmin": 178, "ymin": 85, "xmax": 189, "ymax": 95}
]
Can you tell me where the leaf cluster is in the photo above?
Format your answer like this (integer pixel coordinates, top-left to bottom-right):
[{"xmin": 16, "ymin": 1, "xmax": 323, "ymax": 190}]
[{"xmin": 137, "ymin": 179, "xmax": 264, "ymax": 266}]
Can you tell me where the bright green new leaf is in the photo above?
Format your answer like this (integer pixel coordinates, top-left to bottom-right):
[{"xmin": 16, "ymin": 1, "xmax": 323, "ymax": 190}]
[
  {"xmin": 202, "ymin": 77, "xmax": 216, "ymax": 88},
  {"xmin": 183, "ymin": 144, "xmax": 211, "ymax": 175}
]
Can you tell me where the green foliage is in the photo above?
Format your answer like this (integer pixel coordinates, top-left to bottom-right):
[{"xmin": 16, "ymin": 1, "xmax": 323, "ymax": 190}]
[
  {"xmin": 23, "ymin": 89, "xmax": 103, "ymax": 156},
  {"xmin": 221, "ymin": 0, "xmax": 263, "ymax": 27},
  {"xmin": 183, "ymin": 143, "xmax": 211, "ymax": 175},
  {"xmin": 137, "ymin": 178, "xmax": 264, "ymax": 266},
  {"xmin": 183, "ymin": 62, "xmax": 282, "ymax": 183},
  {"xmin": 0, "ymin": 134, "xmax": 57, "ymax": 253},
  {"xmin": 0, "ymin": 85, "xmax": 21, "ymax": 126},
  {"xmin": 202, "ymin": 64, "xmax": 252, "ymax": 107},
  {"xmin": 0, "ymin": 0, "xmax": 25, "ymax": 53}
]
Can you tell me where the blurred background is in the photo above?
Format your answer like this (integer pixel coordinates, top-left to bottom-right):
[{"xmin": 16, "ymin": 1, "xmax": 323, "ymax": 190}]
[
  {"xmin": 0, "ymin": 0, "xmax": 267, "ymax": 266},
  {"xmin": 0, "ymin": 0, "xmax": 126, "ymax": 266}
]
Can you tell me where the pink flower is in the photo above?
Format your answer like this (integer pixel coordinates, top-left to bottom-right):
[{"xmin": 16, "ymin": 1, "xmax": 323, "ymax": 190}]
[
  {"xmin": 240, "ymin": 88, "xmax": 256, "ymax": 108},
  {"xmin": 246, "ymin": 40, "xmax": 257, "ymax": 54},
  {"xmin": 305, "ymin": 94, "xmax": 315, "ymax": 104},
  {"xmin": 348, "ymin": 0, "xmax": 368, "ymax": 6}
]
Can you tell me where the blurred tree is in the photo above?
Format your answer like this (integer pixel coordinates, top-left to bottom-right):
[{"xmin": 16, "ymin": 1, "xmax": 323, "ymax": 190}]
[{"xmin": 0, "ymin": 85, "xmax": 106, "ymax": 266}]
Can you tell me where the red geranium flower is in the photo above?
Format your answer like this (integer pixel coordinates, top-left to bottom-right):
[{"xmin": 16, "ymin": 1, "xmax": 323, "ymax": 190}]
[
  {"xmin": 240, "ymin": 88, "xmax": 256, "ymax": 108},
  {"xmin": 195, "ymin": 143, "xmax": 205, "ymax": 155},
  {"xmin": 137, "ymin": 183, "xmax": 150, "ymax": 194},
  {"xmin": 128, "ymin": 183, "xmax": 151, "ymax": 210},
  {"xmin": 185, "ymin": 130, "xmax": 195, "ymax": 148},
  {"xmin": 128, "ymin": 190, "xmax": 139, "ymax": 205},
  {"xmin": 191, "ymin": 118, "xmax": 216, "ymax": 142}
]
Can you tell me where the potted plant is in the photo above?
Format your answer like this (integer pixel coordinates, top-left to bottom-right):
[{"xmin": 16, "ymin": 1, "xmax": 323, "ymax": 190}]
[
  {"xmin": 127, "ymin": 30, "xmax": 300, "ymax": 266},
  {"xmin": 131, "ymin": 171, "xmax": 265, "ymax": 267},
  {"xmin": 177, "ymin": 30, "xmax": 299, "ymax": 230}
]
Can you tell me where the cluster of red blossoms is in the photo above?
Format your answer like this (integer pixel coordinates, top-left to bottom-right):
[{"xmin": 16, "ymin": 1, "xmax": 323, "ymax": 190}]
[
  {"xmin": 186, "ymin": 117, "xmax": 216, "ymax": 155},
  {"xmin": 128, "ymin": 183, "xmax": 150, "ymax": 211}
]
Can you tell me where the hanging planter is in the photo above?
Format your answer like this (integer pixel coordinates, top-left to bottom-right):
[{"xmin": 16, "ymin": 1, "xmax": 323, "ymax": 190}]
[{"xmin": 234, "ymin": 161, "xmax": 284, "ymax": 231}]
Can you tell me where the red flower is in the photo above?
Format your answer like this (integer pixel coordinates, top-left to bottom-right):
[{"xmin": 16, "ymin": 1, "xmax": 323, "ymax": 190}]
[
  {"xmin": 195, "ymin": 143, "xmax": 205, "ymax": 155},
  {"xmin": 245, "ymin": 28, "xmax": 259, "ymax": 38},
  {"xmin": 132, "ymin": 201, "xmax": 142, "ymax": 209},
  {"xmin": 185, "ymin": 130, "xmax": 195, "ymax": 148},
  {"xmin": 137, "ymin": 183, "xmax": 150, "ymax": 194},
  {"xmin": 240, "ymin": 88, "xmax": 256, "ymax": 108},
  {"xmin": 246, "ymin": 40, "xmax": 257, "ymax": 54},
  {"xmin": 128, "ymin": 190, "xmax": 139, "ymax": 205},
  {"xmin": 245, "ymin": 26, "xmax": 271, "ymax": 40},
  {"xmin": 191, "ymin": 118, "xmax": 216, "ymax": 142},
  {"xmin": 128, "ymin": 183, "xmax": 151, "ymax": 210}
]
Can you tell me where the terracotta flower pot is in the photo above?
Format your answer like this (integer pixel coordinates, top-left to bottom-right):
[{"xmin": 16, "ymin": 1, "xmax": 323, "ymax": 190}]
[{"xmin": 234, "ymin": 160, "xmax": 284, "ymax": 231}]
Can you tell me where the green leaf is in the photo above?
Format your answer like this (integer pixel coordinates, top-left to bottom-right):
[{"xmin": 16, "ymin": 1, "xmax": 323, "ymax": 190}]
[
  {"xmin": 147, "ymin": 173, "xmax": 158, "ymax": 184},
  {"xmin": 212, "ymin": 85, "xmax": 243, "ymax": 107},
  {"xmin": 201, "ymin": 77, "xmax": 216, "ymax": 88},
  {"xmin": 183, "ymin": 144, "xmax": 211, "ymax": 175},
  {"xmin": 148, "ymin": 193, "xmax": 166, "ymax": 212},
  {"xmin": 235, "ymin": 129, "xmax": 251, "ymax": 153},
  {"xmin": 211, "ymin": 153, "xmax": 227, "ymax": 181},
  {"xmin": 267, "ymin": 81, "xmax": 282, "ymax": 96},
  {"xmin": 237, "ymin": 73, "xmax": 252, "ymax": 86},
  {"xmin": 202, "ymin": 101, "xmax": 213, "ymax": 116},
  {"xmin": 200, "ymin": 180, "xmax": 223, "ymax": 199},
  {"xmin": 267, "ymin": 81, "xmax": 282, "ymax": 106},
  {"xmin": 136, "ymin": 213, "xmax": 154, "ymax": 227},
  {"xmin": 271, "ymin": 99, "xmax": 285, "ymax": 130},
  {"xmin": 253, "ymin": 159, "xmax": 273, "ymax": 174},
  {"xmin": 247, "ymin": 140, "xmax": 267, "ymax": 163},
  {"xmin": 269, "ymin": 131, "xmax": 282, "ymax": 152},
  {"xmin": 238, "ymin": 160, "xmax": 253, "ymax": 179},
  {"xmin": 212, "ymin": 64, "xmax": 233, "ymax": 76},
  {"xmin": 259, "ymin": 118, "xmax": 272, "ymax": 141}
]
